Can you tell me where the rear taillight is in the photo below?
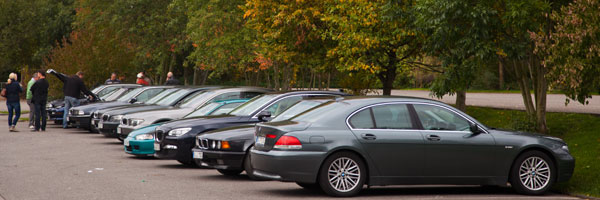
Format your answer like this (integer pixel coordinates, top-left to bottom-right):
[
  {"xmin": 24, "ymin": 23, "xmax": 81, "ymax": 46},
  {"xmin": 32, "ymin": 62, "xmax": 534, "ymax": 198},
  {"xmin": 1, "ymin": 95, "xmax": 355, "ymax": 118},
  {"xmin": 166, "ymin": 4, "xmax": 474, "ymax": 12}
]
[
  {"xmin": 266, "ymin": 134, "xmax": 276, "ymax": 139},
  {"xmin": 274, "ymin": 136, "xmax": 302, "ymax": 150}
]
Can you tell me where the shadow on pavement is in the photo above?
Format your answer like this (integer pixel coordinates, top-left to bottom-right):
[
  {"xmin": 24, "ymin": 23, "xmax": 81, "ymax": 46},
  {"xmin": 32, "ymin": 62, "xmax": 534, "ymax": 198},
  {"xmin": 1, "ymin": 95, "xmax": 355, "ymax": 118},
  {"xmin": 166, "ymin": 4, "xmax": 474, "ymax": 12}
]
[
  {"xmin": 154, "ymin": 163, "xmax": 205, "ymax": 169},
  {"xmin": 197, "ymin": 174, "xmax": 255, "ymax": 182}
]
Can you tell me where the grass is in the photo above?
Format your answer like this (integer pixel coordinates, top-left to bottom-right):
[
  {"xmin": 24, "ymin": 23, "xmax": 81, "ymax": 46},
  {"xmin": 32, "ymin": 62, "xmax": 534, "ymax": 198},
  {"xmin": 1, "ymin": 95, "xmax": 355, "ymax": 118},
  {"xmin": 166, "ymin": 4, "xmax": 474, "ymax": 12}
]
[
  {"xmin": 0, "ymin": 110, "xmax": 30, "ymax": 114},
  {"xmin": 465, "ymin": 106, "xmax": 600, "ymax": 198}
]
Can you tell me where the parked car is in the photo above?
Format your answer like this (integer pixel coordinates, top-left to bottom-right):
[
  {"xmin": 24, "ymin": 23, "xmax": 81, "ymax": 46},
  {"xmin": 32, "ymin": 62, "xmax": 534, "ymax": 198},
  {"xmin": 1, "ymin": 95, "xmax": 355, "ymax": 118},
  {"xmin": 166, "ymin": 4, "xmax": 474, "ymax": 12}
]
[
  {"xmin": 95, "ymin": 87, "xmax": 214, "ymax": 138},
  {"xmin": 47, "ymin": 84, "xmax": 133, "ymax": 124},
  {"xmin": 123, "ymin": 99, "xmax": 250, "ymax": 157},
  {"xmin": 154, "ymin": 90, "xmax": 348, "ymax": 166},
  {"xmin": 250, "ymin": 96, "xmax": 575, "ymax": 197},
  {"xmin": 193, "ymin": 97, "xmax": 337, "ymax": 179},
  {"xmin": 68, "ymin": 85, "xmax": 170, "ymax": 131},
  {"xmin": 102, "ymin": 87, "xmax": 270, "ymax": 140}
]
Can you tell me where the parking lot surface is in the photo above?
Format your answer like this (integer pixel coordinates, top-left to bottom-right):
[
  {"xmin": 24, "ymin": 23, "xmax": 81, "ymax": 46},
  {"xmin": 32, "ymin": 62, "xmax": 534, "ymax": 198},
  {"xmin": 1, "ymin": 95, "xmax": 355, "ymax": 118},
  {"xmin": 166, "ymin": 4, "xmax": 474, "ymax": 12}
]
[{"xmin": 0, "ymin": 120, "xmax": 580, "ymax": 200}]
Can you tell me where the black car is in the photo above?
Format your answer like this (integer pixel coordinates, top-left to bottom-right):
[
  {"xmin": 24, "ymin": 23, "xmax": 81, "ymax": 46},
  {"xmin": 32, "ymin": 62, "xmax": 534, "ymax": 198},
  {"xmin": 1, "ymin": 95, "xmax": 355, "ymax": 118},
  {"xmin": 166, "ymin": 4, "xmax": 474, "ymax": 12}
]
[
  {"xmin": 47, "ymin": 84, "xmax": 128, "ymax": 124},
  {"xmin": 95, "ymin": 87, "xmax": 213, "ymax": 138},
  {"xmin": 154, "ymin": 90, "xmax": 348, "ymax": 166},
  {"xmin": 193, "ymin": 98, "xmax": 337, "ymax": 178},
  {"xmin": 68, "ymin": 85, "xmax": 170, "ymax": 131}
]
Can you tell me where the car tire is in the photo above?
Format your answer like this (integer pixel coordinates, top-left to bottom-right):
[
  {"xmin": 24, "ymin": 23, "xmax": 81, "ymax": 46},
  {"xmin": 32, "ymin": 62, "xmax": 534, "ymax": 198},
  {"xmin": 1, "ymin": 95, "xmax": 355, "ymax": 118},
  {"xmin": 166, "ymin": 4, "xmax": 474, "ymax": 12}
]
[
  {"xmin": 296, "ymin": 182, "xmax": 320, "ymax": 191},
  {"xmin": 217, "ymin": 169, "xmax": 243, "ymax": 176},
  {"xmin": 509, "ymin": 150, "xmax": 556, "ymax": 195},
  {"xmin": 243, "ymin": 150, "xmax": 267, "ymax": 181},
  {"xmin": 318, "ymin": 152, "xmax": 366, "ymax": 197}
]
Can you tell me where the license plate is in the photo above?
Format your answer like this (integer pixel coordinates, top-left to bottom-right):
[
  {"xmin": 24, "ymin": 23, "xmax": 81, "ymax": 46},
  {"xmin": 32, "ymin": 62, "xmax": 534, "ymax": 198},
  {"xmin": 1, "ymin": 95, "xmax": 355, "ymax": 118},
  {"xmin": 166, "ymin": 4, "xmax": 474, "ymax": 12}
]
[
  {"xmin": 256, "ymin": 136, "xmax": 266, "ymax": 146},
  {"xmin": 124, "ymin": 138, "xmax": 130, "ymax": 146},
  {"xmin": 154, "ymin": 143, "xmax": 160, "ymax": 151},
  {"xmin": 98, "ymin": 123, "xmax": 103, "ymax": 129},
  {"xmin": 117, "ymin": 127, "xmax": 121, "ymax": 134},
  {"xmin": 193, "ymin": 152, "xmax": 203, "ymax": 159}
]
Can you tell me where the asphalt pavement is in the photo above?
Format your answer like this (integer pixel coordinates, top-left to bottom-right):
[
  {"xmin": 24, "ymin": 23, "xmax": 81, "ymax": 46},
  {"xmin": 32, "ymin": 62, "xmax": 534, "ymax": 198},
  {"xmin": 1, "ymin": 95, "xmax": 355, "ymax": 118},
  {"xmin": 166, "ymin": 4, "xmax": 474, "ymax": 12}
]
[{"xmin": 0, "ymin": 118, "xmax": 580, "ymax": 200}]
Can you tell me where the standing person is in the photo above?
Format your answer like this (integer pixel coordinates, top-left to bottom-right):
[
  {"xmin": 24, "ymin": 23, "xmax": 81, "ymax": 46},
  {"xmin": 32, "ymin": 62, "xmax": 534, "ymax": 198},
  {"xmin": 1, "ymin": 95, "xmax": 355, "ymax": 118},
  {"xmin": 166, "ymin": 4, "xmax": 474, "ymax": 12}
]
[
  {"xmin": 26, "ymin": 73, "xmax": 39, "ymax": 129},
  {"xmin": 104, "ymin": 73, "xmax": 121, "ymax": 84},
  {"xmin": 5, "ymin": 73, "xmax": 23, "ymax": 132},
  {"xmin": 30, "ymin": 71, "xmax": 49, "ymax": 132},
  {"xmin": 47, "ymin": 69, "xmax": 95, "ymax": 128},
  {"xmin": 165, "ymin": 72, "xmax": 180, "ymax": 85},
  {"xmin": 136, "ymin": 72, "xmax": 150, "ymax": 86}
]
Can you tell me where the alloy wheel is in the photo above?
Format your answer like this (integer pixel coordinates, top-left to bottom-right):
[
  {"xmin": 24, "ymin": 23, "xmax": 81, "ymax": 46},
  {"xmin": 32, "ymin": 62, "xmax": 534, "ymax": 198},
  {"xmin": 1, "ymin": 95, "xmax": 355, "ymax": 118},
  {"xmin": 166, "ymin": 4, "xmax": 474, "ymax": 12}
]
[
  {"xmin": 327, "ymin": 157, "xmax": 361, "ymax": 192},
  {"xmin": 519, "ymin": 156, "xmax": 551, "ymax": 191}
]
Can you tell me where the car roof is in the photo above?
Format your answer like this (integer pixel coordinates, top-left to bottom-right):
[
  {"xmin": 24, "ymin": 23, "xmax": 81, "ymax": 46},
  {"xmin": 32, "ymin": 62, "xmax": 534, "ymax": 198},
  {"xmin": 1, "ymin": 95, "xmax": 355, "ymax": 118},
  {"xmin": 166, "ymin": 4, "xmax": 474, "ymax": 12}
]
[
  {"xmin": 336, "ymin": 95, "xmax": 445, "ymax": 105},
  {"xmin": 265, "ymin": 90, "xmax": 349, "ymax": 96}
]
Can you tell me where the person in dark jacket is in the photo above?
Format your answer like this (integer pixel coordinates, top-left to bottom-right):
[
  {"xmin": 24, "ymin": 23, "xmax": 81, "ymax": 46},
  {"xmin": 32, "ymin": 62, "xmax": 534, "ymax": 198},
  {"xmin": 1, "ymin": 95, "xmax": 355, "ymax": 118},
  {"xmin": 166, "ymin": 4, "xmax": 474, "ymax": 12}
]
[
  {"xmin": 104, "ymin": 73, "xmax": 121, "ymax": 84},
  {"xmin": 46, "ymin": 69, "xmax": 95, "ymax": 128},
  {"xmin": 30, "ymin": 71, "xmax": 49, "ymax": 132},
  {"xmin": 5, "ymin": 73, "xmax": 23, "ymax": 132},
  {"xmin": 165, "ymin": 72, "xmax": 180, "ymax": 85}
]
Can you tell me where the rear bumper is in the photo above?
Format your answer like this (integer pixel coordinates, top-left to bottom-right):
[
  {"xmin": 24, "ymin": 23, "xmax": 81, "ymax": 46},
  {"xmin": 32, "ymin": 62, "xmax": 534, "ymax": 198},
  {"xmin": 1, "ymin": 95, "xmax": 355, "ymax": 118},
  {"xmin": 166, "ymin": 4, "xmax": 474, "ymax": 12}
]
[
  {"xmin": 124, "ymin": 138, "xmax": 154, "ymax": 156},
  {"xmin": 193, "ymin": 148, "xmax": 245, "ymax": 170},
  {"xmin": 250, "ymin": 149, "xmax": 325, "ymax": 183}
]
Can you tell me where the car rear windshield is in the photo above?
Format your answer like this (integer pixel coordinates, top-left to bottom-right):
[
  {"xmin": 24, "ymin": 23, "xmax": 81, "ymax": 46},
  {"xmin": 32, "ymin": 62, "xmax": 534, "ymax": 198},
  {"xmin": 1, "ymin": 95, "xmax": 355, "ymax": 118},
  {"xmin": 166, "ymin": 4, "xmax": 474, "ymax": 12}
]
[
  {"xmin": 145, "ymin": 88, "xmax": 180, "ymax": 105},
  {"xmin": 229, "ymin": 94, "xmax": 276, "ymax": 116},
  {"xmin": 178, "ymin": 91, "xmax": 214, "ymax": 108},
  {"xmin": 290, "ymin": 101, "xmax": 341, "ymax": 123},
  {"xmin": 184, "ymin": 102, "xmax": 222, "ymax": 118},
  {"xmin": 271, "ymin": 100, "xmax": 329, "ymax": 122}
]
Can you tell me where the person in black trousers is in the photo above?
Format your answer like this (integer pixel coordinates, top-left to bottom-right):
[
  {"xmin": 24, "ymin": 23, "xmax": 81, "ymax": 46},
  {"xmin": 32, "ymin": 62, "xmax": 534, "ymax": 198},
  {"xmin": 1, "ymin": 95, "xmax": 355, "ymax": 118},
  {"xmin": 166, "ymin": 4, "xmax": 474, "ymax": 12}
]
[{"xmin": 30, "ymin": 70, "xmax": 49, "ymax": 132}]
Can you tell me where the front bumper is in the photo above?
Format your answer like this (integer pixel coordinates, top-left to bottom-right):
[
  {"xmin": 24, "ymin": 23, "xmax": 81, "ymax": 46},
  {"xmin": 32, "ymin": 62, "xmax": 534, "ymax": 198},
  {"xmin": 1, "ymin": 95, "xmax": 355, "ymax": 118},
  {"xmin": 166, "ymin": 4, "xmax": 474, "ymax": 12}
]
[
  {"xmin": 250, "ymin": 149, "xmax": 325, "ymax": 183},
  {"xmin": 124, "ymin": 138, "xmax": 154, "ymax": 156},
  {"xmin": 192, "ymin": 148, "xmax": 245, "ymax": 170},
  {"xmin": 98, "ymin": 121, "xmax": 120, "ymax": 137},
  {"xmin": 118, "ymin": 127, "xmax": 137, "ymax": 140},
  {"xmin": 69, "ymin": 115, "xmax": 92, "ymax": 129},
  {"xmin": 154, "ymin": 137, "xmax": 195, "ymax": 162},
  {"xmin": 556, "ymin": 152, "xmax": 576, "ymax": 182},
  {"xmin": 48, "ymin": 108, "xmax": 64, "ymax": 121}
]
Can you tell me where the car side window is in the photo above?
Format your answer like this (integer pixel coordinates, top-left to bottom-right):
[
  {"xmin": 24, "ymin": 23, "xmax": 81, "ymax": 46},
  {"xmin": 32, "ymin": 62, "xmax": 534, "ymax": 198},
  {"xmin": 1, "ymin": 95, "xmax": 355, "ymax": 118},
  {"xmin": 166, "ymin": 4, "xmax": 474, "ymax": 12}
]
[
  {"xmin": 413, "ymin": 104, "xmax": 470, "ymax": 131},
  {"xmin": 264, "ymin": 96, "xmax": 303, "ymax": 117},
  {"xmin": 371, "ymin": 104, "xmax": 413, "ymax": 129},
  {"xmin": 348, "ymin": 109, "xmax": 374, "ymax": 129}
]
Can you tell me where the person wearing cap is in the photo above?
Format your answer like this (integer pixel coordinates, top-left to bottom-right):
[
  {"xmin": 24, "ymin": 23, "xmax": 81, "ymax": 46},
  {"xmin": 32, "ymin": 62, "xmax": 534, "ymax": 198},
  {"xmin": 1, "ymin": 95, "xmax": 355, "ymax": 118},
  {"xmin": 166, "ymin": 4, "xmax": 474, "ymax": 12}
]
[{"xmin": 136, "ymin": 72, "xmax": 150, "ymax": 86}]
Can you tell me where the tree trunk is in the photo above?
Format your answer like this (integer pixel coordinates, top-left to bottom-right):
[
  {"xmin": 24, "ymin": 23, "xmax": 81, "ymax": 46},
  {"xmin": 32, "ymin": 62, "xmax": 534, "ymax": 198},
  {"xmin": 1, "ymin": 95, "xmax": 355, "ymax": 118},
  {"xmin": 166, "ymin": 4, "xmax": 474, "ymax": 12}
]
[
  {"xmin": 455, "ymin": 90, "xmax": 467, "ymax": 111},
  {"xmin": 377, "ymin": 66, "xmax": 397, "ymax": 96},
  {"xmin": 201, "ymin": 70, "xmax": 208, "ymax": 85},
  {"xmin": 265, "ymin": 70, "xmax": 271, "ymax": 89},
  {"xmin": 498, "ymin": 58, "xmax": 504, "ymax": 90},
  {"xmin": 531, "ymin": 57, "xmax": 548, "ymax": 133},
  {"xmin": 193, "ymin": 67, "xmax": 198, "ymax": 85},
  {"xmin": 327, "ymin": 70, "xmax": 331, "ymax": 90},
  {"xmin": 511, "ymin": 60, "xmax": 536, "ymax": 115}
]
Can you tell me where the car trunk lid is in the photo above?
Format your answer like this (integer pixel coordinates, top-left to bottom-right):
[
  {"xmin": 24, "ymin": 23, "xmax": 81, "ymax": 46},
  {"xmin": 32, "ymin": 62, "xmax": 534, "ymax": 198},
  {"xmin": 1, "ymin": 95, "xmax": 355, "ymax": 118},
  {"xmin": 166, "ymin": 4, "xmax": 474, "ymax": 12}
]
[{"xmin": 253, "ymin": 121, "xmax": 309, "ymax": 151}]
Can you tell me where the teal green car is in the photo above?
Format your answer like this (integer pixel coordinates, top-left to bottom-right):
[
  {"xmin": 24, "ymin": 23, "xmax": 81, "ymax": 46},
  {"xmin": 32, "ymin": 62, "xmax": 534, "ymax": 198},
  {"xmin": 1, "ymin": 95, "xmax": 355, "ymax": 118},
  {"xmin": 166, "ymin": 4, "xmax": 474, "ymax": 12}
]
[{"xmin": 124, "ymin": 99, "xmax": 249, "ymax": 156}]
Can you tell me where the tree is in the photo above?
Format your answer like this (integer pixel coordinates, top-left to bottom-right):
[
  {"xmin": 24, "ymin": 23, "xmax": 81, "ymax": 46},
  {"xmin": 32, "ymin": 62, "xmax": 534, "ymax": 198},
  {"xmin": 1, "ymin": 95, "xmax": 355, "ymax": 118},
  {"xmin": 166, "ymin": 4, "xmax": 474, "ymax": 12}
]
[
  {"xmin": 415, "ymin": 0, "xmax": 498, "ymax": 111},
  {"xmin": 531, "ymin": 0, "xmax": 600, "ymax": 105},
  {"xmin": 322, "ymin": 0, "xmax": 420, "ymax": 95}
]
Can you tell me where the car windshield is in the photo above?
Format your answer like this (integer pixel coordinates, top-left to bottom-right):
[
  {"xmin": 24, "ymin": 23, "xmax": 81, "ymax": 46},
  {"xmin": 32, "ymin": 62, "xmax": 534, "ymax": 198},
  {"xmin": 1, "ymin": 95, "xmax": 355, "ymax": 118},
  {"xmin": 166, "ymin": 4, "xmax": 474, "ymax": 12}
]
[
  {"xmin": 210, "ymin": 102, "xmax": 244, "ymax": 115},
  {"xmin": 184, "ymin": 102, "xmax": 222, "ymax": 118},
  {"xmin": 155, "ymin": 89, "xmax": 194, "ymax": 106},
  {"xmin": 97, "ymin": 86, "xmax": 119, "ymax": 98},
  {"xmin": 271, "ymin": 100, "xmax": 329, "ymax": 122},
  {"xmin": 144, "ymin": 88, "xmax": 180, "ymax": 105},
  {"xmin": 229, "ymin": 94, "xmax": 276, "ymax": 116},
  {"xmin": 178, "ymin": 91, "xmax": 214, "ymax": 108},
  {"xmin": 117, "ymin": 88, "xmax": 143, "ymax": 102}
]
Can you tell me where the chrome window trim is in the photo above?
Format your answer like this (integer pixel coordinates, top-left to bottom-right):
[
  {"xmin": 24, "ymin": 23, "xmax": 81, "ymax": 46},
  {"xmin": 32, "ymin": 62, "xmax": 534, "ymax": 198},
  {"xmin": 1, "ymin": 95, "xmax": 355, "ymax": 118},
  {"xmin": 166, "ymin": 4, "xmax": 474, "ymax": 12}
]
[{"xmin": 345, "ymin": 101, "xmax": 488, "ymax": 134}]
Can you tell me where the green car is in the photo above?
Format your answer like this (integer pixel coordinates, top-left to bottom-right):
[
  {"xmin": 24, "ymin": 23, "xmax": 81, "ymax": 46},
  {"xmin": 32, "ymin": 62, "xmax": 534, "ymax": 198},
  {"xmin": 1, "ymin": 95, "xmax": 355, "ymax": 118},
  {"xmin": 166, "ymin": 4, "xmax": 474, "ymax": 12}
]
[{"xmin": 124, "ymin": 99, "xmax": 249, "ymax": 156}]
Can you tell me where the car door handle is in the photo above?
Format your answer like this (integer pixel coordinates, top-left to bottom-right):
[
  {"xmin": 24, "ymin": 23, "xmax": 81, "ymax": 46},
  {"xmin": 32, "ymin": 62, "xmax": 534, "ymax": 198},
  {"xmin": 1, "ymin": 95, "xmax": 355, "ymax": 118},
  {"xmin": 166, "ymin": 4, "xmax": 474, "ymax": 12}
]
[
  {"xmin": 426, "ymin": 134, "xmax": 441, "ymax": 141},
  {"xmin": 361, "ymin": 133, "xmax": 377, "ymax": 140}
]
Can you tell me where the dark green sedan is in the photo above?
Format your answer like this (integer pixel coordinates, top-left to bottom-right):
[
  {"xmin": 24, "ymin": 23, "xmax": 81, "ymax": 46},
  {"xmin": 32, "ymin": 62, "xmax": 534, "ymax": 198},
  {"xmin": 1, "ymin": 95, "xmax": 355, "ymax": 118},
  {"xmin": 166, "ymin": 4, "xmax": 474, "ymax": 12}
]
[{"xmin": 250, "ymin": 96, "xmax": 575, "ymax": 197}]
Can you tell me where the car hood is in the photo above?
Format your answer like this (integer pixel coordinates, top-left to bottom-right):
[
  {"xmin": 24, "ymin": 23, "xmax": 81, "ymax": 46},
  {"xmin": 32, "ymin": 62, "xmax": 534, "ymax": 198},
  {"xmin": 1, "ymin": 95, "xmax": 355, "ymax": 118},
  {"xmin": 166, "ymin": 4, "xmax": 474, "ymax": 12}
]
[
  {"xmin": 102, "ymin": 105, "xmax": 170, "ymax": 116},
  {"xmin": 122, "ymin": 107, "xmax": 195, "ymax": 124},
  {"xmin": 202, "ymin": 125, "xmax": 256, "ymax": 141},
  {"xmin": 489, "ymin": 129, "xmax": 566, "ymax": 145},
  {"xmin": 73, "ymin": 101, "xmax": 128, "ymax": 112},
  {"xmin": 128, "ymin": 124, "xmax": 161, "ymax": 138},
  {"xmin": 159, "ymin": 115, "xmax": 251, "ymax": 130}
]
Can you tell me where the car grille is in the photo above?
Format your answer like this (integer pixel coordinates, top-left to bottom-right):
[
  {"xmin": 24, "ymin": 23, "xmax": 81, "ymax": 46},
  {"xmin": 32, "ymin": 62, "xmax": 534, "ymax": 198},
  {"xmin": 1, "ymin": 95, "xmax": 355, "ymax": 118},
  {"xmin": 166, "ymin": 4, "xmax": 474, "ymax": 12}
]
[
  {"xmin": 102, "ymin": 114, "xmax": 109, "ymax": 122},
  {"xmin": 126, "ymin": 145, "xmax": 132, "ymax": 151},
  {"xmin": 70, "ymin": 109, "xmax": 78, "ymax": 115},
  {"xmin": 198, "ymin": 138, "xmax": 220, "ymax": 150},
  {"xmin": 122, "ymin": 118, "xmax": 128, "ymax": 126},
  {"xmin": 95, "ymin": 112, "xmax": 103, "ymax": 119},
  {"xmin": 155, "ymin": 130, "xmax": 165, "ymax": 143}
]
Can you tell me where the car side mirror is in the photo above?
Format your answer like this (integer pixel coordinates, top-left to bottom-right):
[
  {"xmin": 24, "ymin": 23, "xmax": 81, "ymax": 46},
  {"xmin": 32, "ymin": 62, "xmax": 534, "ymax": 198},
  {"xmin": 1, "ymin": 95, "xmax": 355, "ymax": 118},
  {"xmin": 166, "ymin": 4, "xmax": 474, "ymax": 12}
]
[
  {"xmin": 257, "ymin": 110, "xmax": 272, "ymax": 122},
  {"xmin": 470, "ymin": 123, "xmax": 482, "ymax": 134},
  {"xmin": 128, "ymin": 98, "xmax": 137, "ymax": 104}
]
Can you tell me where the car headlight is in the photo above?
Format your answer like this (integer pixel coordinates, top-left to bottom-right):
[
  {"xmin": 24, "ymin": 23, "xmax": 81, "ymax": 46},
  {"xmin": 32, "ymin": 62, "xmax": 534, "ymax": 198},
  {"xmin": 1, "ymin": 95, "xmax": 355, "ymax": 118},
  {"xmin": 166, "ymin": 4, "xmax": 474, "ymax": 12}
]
[
  {"xmin": 561, "ymin": 145, "xmax": 569, "ymax": 152},
  {"xmin": 135, "ymin": 133, "xmax": 154, "ymax": 140},
  {"xmin": 77, "ymin": 110, "xmax": 85, "ymax": 115},
  {"xmin": 130, "ymin": 119, "xmax": 145, "ymax": 127},
  {"xmin": 168, "ymin": 128, "xmax": 192, "ymax": 137},
  {"xmin": 46, "ymin": 103, "xmax": 53, "ymax": 108},
  {"xmin": 110, "ymin": 115, "xmax": 123, "ymax": 121}
]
